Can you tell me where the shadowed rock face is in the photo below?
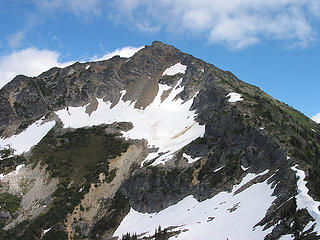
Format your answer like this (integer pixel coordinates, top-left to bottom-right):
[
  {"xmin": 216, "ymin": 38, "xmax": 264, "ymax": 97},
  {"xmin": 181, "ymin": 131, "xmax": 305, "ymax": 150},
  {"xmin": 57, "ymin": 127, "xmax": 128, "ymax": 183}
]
[{"xmin": 0, "ymin": 41, "xmax": 320, "ymax": 239}]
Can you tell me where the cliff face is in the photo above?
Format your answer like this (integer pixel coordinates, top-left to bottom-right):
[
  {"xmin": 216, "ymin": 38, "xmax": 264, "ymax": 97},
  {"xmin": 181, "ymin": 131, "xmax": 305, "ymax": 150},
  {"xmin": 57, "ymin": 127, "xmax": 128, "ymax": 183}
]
[{"xmin": 0, "ymin": 41, "xmax": 320, "ymax": 240}]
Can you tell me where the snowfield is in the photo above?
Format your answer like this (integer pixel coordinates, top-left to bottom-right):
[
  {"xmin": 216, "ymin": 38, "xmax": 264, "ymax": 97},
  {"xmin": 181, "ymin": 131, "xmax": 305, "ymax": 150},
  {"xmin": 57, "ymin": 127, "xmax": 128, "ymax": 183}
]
[
  {"xmin": 0, "ymin": 118, "xmax": 55, "ymax": 157},
  {"xmin": 114, "ymin": 170, "xmax": 276, "ymax": 240},
  {"xmin": 56, "ymin": 76, "xmax": 205, "ymax": 165}
]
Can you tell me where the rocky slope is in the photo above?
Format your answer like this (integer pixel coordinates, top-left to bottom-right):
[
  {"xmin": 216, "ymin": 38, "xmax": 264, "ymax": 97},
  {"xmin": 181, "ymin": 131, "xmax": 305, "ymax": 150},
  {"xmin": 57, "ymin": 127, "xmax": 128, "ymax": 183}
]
[{"xmin": 0, "ymin": 41, "xmax": 320, "ymax": 240}]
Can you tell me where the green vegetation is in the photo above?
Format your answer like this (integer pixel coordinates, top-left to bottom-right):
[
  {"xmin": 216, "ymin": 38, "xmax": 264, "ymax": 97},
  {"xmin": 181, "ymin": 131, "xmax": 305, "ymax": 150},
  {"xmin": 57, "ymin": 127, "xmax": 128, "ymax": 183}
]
[
  {"xmin": 0, "ymin": 193, "xmax": 21, "ymax": 214},
  {"xmin": 31, "ymin": 125, "xmax": 128, "ymax": 187},
  {"xmin": 122, "ymin": 232, "xmax": 138, "ymax": 240},
  {"xmin": 91, "ymin": 191, "xmax": 130, "ymax": 239},
  {"xmin": 0, "ymin": 155, "xmax": 26, "ymax": 175},
  {"xmin": 223, "ymin": 75, "xmax": 320, "ymax": 199},
  {"xmin": 1, "ymin": 125, "xmax": 130, "ymax": 239},
  {"xmin": 0, "ymin": 149, "xmax": 11, "ymax": 159}
]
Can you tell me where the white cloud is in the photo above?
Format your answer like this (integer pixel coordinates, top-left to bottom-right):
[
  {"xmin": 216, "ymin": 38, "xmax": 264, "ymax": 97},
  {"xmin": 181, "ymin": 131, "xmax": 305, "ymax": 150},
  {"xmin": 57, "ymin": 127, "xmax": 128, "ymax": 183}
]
[
  {"xmin": 108, "ymin": 0, "xmax": 320, "ymax": 49},
  {"xmin": 312, "ymin": 113, "xmax": 320, "ymax": 123},
  {"xmin": 0, "ymin": 48, "xmax": 73, "ymax": 89},
  {"xmin": 7, "ymin": 31, "xmax": 25, "ymax": 48},
  {"xmin": 0, "ymin": 46, "xmax": 143, "ymax": 89},
  {"xmin": 33, "ymin": 0, "xmax": 101, "ymax": 16},
  {"xmin": 90, "ymin": 46, "xmax": 144, "ymax": 61}
]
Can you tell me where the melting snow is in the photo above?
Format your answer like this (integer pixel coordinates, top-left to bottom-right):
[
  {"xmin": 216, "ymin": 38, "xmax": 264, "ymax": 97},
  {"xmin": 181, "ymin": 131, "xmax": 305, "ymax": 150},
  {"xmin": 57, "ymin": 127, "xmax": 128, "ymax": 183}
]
[
  {"xmin": 291, "ymin": 165, "xmax": 320, "ymax": 234},
  {"xmin": 226, "ymin": 92, "xmax": 243, "ymax": 103},
  {"xmin": 114, "ymin": 170, "xmax": 275, "ymax": 240},
  {"xmin": 85, "ymin": 64, "xmax": 90, "ymax": 70},
  {"xmin": 56, "ymin": 79, "xmax": 205, "ymax": 165},
  {"xmin": 162, "ymin": 63, "xmax": 187, "ymax": 76},
  {"xmin": 0, "ymin": 118, "xmax": 55, "ymax": 156},
  {"xmin": 182, "ymin": 153, "xmax": 201, "ymax": 164}
]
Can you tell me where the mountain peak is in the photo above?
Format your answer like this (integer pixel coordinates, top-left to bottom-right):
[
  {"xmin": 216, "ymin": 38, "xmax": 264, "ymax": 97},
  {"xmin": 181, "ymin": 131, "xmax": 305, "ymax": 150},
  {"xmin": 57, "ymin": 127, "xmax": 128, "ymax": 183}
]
[{"xmin": 0, "ymin": 42, "xmax": 320, "ymax": 240}]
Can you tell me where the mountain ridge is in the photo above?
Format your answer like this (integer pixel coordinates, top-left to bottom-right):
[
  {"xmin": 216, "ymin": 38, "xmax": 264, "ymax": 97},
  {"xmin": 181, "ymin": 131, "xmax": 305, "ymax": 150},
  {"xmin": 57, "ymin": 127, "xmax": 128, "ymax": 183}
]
[{"xmin": 0, "ymin": 41, "xmax": 320, "ymax": 240}]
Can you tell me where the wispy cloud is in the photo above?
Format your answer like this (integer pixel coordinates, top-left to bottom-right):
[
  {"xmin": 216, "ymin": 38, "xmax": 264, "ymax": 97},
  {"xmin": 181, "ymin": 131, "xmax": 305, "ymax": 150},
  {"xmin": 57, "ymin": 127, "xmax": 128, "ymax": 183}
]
[
  {"xmin": 33, "ymin": 0, "xmax": 102, "ymax": 16},
  {"xmin": 90, "ymin": 46, "xmax": 144, "ymax": 61},
  {"xmin": 0, "ymin": 48, "xmax": 73, "ymax": 89},
  {"xmin": 0, "ymin": 45, "xmax": 143, "ymax": 89},
  {"xmin": 107, "ymin": 0, "xmax": 320, "ymax": 49},
  {"xmin": 312, "ymin": 113, "xmax": 320, "ymax": 123},
  {"xmin": 7, "ymin": 31, "xmax": 25, "ymax": 48}
]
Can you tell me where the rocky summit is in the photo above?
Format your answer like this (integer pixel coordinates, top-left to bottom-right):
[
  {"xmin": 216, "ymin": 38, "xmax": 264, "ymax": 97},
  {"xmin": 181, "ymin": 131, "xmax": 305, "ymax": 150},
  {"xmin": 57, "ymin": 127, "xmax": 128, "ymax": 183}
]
[{"xmin": 0, "ymin": 41, "xmax": 320, "ymax": 240}]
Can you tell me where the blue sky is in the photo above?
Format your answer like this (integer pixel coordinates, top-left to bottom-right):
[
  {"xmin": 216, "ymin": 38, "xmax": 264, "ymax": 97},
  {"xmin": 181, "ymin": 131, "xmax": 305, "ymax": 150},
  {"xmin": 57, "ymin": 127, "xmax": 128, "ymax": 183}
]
[{"xmin": 0, "ymin": 0, "xmax": 319, "ymax": 121}]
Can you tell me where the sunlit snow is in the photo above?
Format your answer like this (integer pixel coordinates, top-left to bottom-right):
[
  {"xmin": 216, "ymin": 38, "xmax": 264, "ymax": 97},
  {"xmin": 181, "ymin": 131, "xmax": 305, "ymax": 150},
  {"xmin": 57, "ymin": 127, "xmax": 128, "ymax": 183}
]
[
  {"xmin": 162, "ymin": 63, "xmax": 187, "ymax": 76},
  {"xmin": 43, "ymin": 228, "xmax": 52, "ymax": 234},
  {"xmin": 291, "ymin": 165, "xmax": 320, "ymax": 234},
  {"xmin": 56, "ymin": 79, "xmax": 205, "ymax": 165},
  {"xmin": 0, "ymin": 118, "xmax": 55, "ymax": 157},
  {"xmin": 213, "ymin": 165, "xmax": 225, "ymax": 172},
  {"xmin": 114, "ymin": 170, "xmax": 275, "ymax": 240},
  {"xmin": 182, "ymin": 153, "xmax": 201, "ymax": 163},
  {"xmin": 241, "ymin": 165, "xmax": 250, "ymax": 171},
  {"xmin": 226, "ymin": 92, "xmax": 243, "ymax": 102}
]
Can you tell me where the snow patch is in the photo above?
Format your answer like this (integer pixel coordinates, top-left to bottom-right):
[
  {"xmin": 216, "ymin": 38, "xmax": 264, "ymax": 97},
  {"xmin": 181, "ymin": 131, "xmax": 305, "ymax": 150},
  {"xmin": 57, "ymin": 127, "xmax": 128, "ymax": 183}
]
[
  {"xmin": 241, "ymin": 165, "xmax": 250, "ymax": 171},
  {"xmin": 303, "ymin": 221, "xmax": 315, "ymax": 232},
  {"xmin": 182, "ymin": 153, "xmax": 201, "ymax": 164},
  {"xmin": 162, "ymin": 63, "xmax": 187, "ymax": 76},
  {"xmin": 279, "ymin": 234, "xmax": 294, "ymax": 240},
  {"xmin": 56, "ymin": 79, "xmax": 205, "ymax": 166},
  {"xmin": 260, "ymin": 127, "xmax": 265, "ymax": 130},
  {"xmin": 85, "ymin": 64, "xmax": 90, "ymax": 70},
  {"xmin": 14, "ymin": 164, "xmax": 24, "ymax": 174},
  {"xmin": 226, "ymin": 92, "xmax": 243, "ymax": 103},
  {"xmin": 44, "ymin": 228, "xmax": 51, "ymax": 234},
  {"xmin": 291, "ymin": 166, "xmax": 320, "ymax": 234},
  {"xmin": 0, "ymin": 118, "xmax": 55, "ymax": 156},
  {"xmin": 0, "ymin": 164, "xmax": 25, "ymax": 180},
  {"xmin": 213, "ymin": 165, "xmax": 225, "ymax": 172},
  {"xmin": 114, "ymin": 170, "xmax": 275, "ymax": 240}
]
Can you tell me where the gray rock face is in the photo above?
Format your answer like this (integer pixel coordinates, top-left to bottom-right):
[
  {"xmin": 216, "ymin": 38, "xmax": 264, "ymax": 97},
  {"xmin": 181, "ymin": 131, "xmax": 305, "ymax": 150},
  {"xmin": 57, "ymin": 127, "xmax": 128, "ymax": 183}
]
[{"xmin": 0, "ymin": 211, "xmax": 11, "ymax": 223}]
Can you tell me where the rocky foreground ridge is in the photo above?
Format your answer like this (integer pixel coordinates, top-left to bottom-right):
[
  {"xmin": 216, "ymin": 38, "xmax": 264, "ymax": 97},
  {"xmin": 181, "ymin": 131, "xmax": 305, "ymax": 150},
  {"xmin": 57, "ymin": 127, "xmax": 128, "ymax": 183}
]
[{"xmin": 0, "ymin": 41, "xmax": 320, "ymax": 240}]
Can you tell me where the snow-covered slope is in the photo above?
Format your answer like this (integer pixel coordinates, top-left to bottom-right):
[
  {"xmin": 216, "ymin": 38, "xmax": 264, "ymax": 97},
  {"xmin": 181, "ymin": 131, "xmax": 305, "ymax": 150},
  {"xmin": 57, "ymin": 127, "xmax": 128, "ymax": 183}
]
[
  {"xmin": 56, "ymin": 65, "xmax": 205, "ymax": 166},
  {"xmin": 114, "ymin": 170, "xmax": 275, "ymax": 240},
  {"xmin": 0, "ymin": 118, "xmax": 55, "ymax": 157}
]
